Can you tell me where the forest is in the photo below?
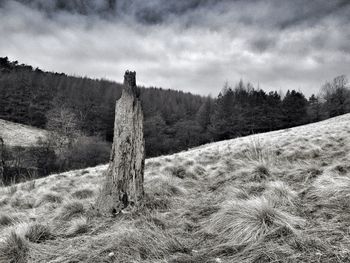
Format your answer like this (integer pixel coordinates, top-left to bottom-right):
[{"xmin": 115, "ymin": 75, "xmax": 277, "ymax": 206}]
[{"xmin": 1, "ymin": 56, "xmax": 349, "ymax": 182}]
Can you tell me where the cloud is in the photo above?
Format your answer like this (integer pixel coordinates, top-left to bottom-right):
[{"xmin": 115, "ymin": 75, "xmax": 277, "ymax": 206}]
[{"xmin": 0, "ymin": 0, "xmax": 349, "ymax": 96}]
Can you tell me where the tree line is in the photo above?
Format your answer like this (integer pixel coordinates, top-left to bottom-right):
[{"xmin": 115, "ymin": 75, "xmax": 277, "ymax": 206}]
[
  {"xmin": 0, "ymin": 56, "xmax": 349, "ymax": 182},
  {"xmin": 0, "ymin": 57, "xmax": 204, "ymax": 157}
]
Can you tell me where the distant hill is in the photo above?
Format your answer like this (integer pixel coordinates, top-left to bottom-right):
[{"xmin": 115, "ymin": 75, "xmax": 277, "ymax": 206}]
[
  {"xmin": 1, "ymin": 113, "xmax": 350, "ymax": 262},
  {"xmin": 0, "ymin": 56, "xmax": 207, "ymax": 157},
  {"xmin": 0, "ymin": 119, "xmax": 47, "ymax": 147}
]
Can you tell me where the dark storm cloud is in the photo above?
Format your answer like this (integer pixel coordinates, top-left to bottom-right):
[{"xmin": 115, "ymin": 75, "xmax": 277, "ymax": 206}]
[{"xmin": 1, "ymin": 0, "xmax": 349, "ymax": 96}]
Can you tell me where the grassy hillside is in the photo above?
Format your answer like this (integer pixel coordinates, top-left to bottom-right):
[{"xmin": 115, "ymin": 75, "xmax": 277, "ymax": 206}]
[
  {"xmin": 0, "ymin": 119, "xmax": 47, "ymax": 147},
  {"xmin": 1, "ymin": 114, "xmax": 350, "ymax": 262}
]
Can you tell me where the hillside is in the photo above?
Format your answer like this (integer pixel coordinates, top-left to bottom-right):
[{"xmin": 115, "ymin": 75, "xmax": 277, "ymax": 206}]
[
  {"xmin": 0, "ymin": 56, "xmax": 206, "ymax": 157},
  {"xmin": 1, "ymin": 114, "xmax": 350, "ymax": 262},
  {"xmin": 0, "ymin": 119, "xmax": 47, "ymax": 147}
]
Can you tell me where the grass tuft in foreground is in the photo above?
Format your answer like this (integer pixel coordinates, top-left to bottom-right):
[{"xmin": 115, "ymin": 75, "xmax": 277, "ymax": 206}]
[{"xmin": 0, "ymin": 231, "xmax": 29, "ymax": 263}]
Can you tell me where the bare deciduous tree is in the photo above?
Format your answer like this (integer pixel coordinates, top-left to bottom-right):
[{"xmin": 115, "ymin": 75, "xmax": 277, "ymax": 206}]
[{"xmin": 321, "ymin": 75, "xmax": 350, "ymax": 117}]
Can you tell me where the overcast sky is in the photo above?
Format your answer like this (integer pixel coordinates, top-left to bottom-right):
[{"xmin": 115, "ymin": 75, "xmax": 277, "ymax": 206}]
[{"xmin": 0, "ymin": 0, "xmax": 349, "ymax": 96}]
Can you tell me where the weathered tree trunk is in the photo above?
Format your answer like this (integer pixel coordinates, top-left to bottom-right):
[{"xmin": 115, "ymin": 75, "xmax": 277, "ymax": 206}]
[{"xmin": 95, "ymin": 71, "xmax": 145, "ymax": 215}]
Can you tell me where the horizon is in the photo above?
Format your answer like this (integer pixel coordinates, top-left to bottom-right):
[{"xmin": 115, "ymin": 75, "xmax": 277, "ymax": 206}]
[{"xmin": 1, "ymin": 0, "xmax": 350, "ymax": 96}]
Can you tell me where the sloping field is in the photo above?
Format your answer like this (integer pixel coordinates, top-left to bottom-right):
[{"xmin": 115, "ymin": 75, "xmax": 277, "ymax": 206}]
[
  {"xmin": 0, "ymin": 119, "xmax": 47, "ymax": 147},
  {"xmin": 1, "ymin": 114, "xmax": 350, "ymax": 262}
]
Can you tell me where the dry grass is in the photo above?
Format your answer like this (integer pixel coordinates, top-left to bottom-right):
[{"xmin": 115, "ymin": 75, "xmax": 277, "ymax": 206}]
[
  {"xmin": 0, "ymin": 213, "xmax": 17, "ymax": 227},
  {"xmin": 56, "ymin": 201, "xmax": 85, "ymax": 221},
  {"xmin": 0, "ymin": 119, "xmax": 47, "ymax": 147},
  {"xmin": 305, "ymin": 172, "xmax": 350, "ymax": 211},
  {"xmin": 0, "ymin": 114, "xmax": 350, "ymax": 262},
  {"xmin": 66, "ymin": 217, "xmax": 89, "ymax": 237},
  {"xmin": 264, "ymin": 181, "xmax": 297, "ymax": 207},
  {"xmin": 35, "ymin": 192, "xmax": 63, "ymax": 207},
  {"xmin": 71, "ymin": 189, "xmax": 95, "ymax": 199},
  {"xmin": 100, "ymin": 221, "xmax": 189, "ymax": 262},
  {"xmin": 0, "ymin": 231, "xmax": 29, "ymax": 263},
  {"xmin": 24, "ymin": 223, "xmax": 52, "ymax": 243},
  {"xmin": 205, "ymin": 196, "xmax": 305, "ymax": 246}
]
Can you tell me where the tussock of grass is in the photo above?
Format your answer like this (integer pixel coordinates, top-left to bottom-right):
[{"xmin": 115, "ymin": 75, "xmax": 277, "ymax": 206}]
[
  {"xmin": 6, "ymin": 185, "xmax": 18, "ymax": 196},
  {"xmin": 264, "ymin": 181, "xmax": 297, "ymax": 207},
  {"xmin": 24, "ymin": 223, "xmax": 52, "ymax": 243},
  {"xmin": 144, "ymin": 177, "xmax": 185, "ymax": 210},
  {"xmin": 192, "ymin": 165, "xmax": 206, "ymax": 177},
  {"xmin": 224, "ymin": 186, "xmax": 250, "ymax": 200},
  {"xmin": 0, "ymin": 213, "xmax": 17, "ymax": 227},
  {"xmin": 145, "ymin": 160, "xmax": 162, "ymax": 169},
  {"xmin": 301, "ymin": 163, "xmax": 323, "ymax": 182},
  {"xmin": 237, "ymin": 139, "xmax": 276, "ymax": 164},
  {"xmin": 21, "ymin": 180, "xmax": 35, "ymax": 191},
  {"xmin": 0, "ymin": 231, "xmax": 29, "ymax": 263},
  {"xmin": 56, "ymin": 201, "xmax": 85, "ymax": 221},
  {"xmin": 81, "ymin": 170, "xmax": 90, "ymax": 175},
  {"xmin": 66, "ymin": 217, "xmax": 89, "ymax": 237},
  {"xmin": 244, "ymin": 182, "xmax": 266, "ymax": 196},
  {"xmin": 35, "ymin": 192, "xmax": 63, "ymax": 207},
  {"xmin": 220, "ymin": 235, "xmax": 339, "ymax": 263},
  {"xmin": 252, "ymin": 164, "xmax": 270, "ymax": 181},
  {"xmin": 50, "ymin": 185, "xmax": 71, "ymax": 193},
  {"xmin": 205, "ymin": 196, "xmax": 305, "ymax": 246},
  {"xmin": 147, "ymin": 177, "xmax": 184, "ymax": 197},
  {"xmin": 71, "ymin": 189, "xmax": 95, "ymax": 199},
  {"xmin": 234, "ymin": 139, "xmax": 280, "ymax": 183},
  {"xmin": 0, "ymin": 197, "xmax": 8, "ymax": 207},
  {"xmin": 306, "ymin": 172, "xmax": 350, "ymax": 210},
  {"xmin": 164, "ymin": 165, "xmax": 197, "ymax": 180},
  {"xmin": 102, "ymin": 222, "xmax": 189, "ymax": 262},
  {"xmin": 282, "ymin": 142, "xmax": 322, "ymax": 161},
  {"xmin": 10, "ymin": 192, "xmax": 35, "ymax": 209},
  {"xmin": 329, "ymin": 163, "xmax": 350, "ymax": 175}
]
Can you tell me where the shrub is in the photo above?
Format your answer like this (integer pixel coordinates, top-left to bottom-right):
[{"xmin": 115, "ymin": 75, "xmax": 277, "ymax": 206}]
[
  {"xmin": 0, "ymin": 231, "xmax": 29, "ymax": 263},
  {"xmin": 205, "ymin": 196, "xmax": 305, "ymax": 246},
  {"xmin": 65, "ymin": 136, "xmax": 110, "ymax": 170}
]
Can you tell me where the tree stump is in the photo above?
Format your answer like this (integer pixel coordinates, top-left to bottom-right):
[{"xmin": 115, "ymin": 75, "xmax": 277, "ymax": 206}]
[{"xmin": 95, "ymin": 71, "xmax": 145, "ymax": 215}]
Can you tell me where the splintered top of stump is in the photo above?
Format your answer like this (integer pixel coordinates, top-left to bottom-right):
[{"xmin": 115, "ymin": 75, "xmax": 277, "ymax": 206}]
[{"xmin": 124, "ymin": 70, "xmax": 138, "ymax": 96}]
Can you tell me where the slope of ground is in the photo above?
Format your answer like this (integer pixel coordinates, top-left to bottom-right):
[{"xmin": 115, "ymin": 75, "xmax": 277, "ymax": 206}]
[
  {"xmin": 1, "ymin": 114, "xmax": 350, "ymax": 262},
  {"xmin": 0, "ymin": 119, "xmax": 47, "ymax": 147}
]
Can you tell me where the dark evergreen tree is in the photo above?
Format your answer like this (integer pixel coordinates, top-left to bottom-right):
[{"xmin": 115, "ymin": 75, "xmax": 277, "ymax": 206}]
[
  {"xmin": 282, "ymin": 90, "xmax": 308, "ymax": 127},
  {"xmin": 308, "ymin": 94, "xmax": 322, "ymax": 122},
  {"xmin": 196, "ymin": 96, "xmax": 214, "ymax": 131}
]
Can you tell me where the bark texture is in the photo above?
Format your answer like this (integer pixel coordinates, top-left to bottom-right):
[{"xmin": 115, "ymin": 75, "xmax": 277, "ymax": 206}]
[{"xmin": 95, "ymin": 71, "xmax": 144, "ymax": 215}]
